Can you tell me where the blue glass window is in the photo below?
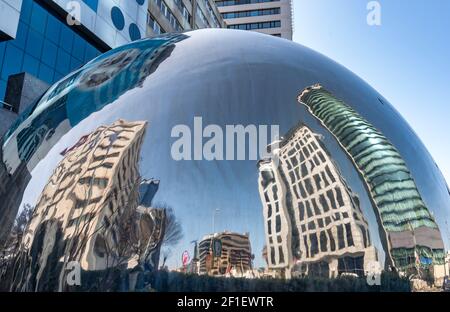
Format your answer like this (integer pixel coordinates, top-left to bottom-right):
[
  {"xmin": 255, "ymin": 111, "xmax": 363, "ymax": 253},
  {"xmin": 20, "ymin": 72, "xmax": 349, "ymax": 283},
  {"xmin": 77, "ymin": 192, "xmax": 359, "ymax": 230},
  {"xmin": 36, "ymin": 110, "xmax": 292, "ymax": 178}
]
[
  {"xmin": 45, "ymin": 14, "xmax": 61, "ymax": 44},
  {"xmin": 38, "ymin": 63, "xmax": 54, "ymax": 83},
  {"xmin": 70, "ymin": 57, "xmax": 82, "ymax": 71},
  {"xmin": 41, "ymin": 40, "xmax": 58, "ymax": 67},
  {"xmin": 26, "ymin": 29, "xmax": 44, "ymax": 59},
  {"xmin": 0, "ymin": 43, "xmax": 5, "ymax": 70},
  {"xmin": 56, "ymin": 49, "xmax": 71, "ymax": 73},
  {"xmin": 30, "ymin": 2, "xmax": 48, "ymax": 34},
  {"xmin": 72, "ymin": 34, "xmax": 86, "ymax": 61},
  {"xmin": 11, "ymin": 23, "xmax": 28, "ymax": 49},
  {"xmin": 59, "ymin": 25, "xmax": 74, "ymax": 53},
  {"xmin": 84, "ymin": 45, "xmax": 100, "ymax": 63},
  {"xmin": 54, "ymin": 71, "xmax": 64, "ymax": 82},
  {"xmin": 1, "ymin": 44, "xmax": 24, "ymax": 80},
  {"xmin": 22, "ymin": 54, "xmax": 40, "ymax": 77},
  {"xmin": 20, "ymin": 0, "xmax": 33, "ymax": 24}
]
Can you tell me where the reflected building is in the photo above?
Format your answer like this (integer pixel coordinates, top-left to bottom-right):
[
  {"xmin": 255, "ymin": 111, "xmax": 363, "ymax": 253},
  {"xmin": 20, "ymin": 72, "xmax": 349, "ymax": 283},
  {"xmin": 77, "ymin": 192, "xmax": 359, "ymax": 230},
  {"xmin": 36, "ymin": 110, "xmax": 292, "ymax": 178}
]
[
  {"xmin": 198, "ymin": 231, "xmax": 252, "ymax": 276},
  {"xmin": 0, "ymin": 0, "xmax": 150, "ymax": 136},
  {"xmin": 0, "ymin": 33, "xmax": 188, "ymax": 248},
  {"xmin": 139, "ymin": 178, "xmax": 160, "ymax": 207},
  {"xmin": 0, "ymin": 29, "xmax": 449, "ymax": 290},
  {"xmin": 258, "ymin": 125, "xmax": 376, "ymax": 278},
  {"xmin": 9, "ymin": 119, "xmax": 165, "ymax": 291},
  {"xmin": 298, "ymin": 84, "xmax": 446, "ymax": 279}
]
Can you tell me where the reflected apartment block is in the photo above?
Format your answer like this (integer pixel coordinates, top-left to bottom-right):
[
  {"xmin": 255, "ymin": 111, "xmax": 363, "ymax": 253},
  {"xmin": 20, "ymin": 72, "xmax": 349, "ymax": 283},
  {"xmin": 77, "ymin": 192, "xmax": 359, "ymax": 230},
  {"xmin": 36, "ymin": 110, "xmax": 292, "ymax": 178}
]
[
  {"xmin": 299, "ymin": 84, "xmax": 446, "ymax": 282},
  {"xmin": 215, "ymin": 0, "xmax": 293, "ymax": 39},
  {"xmin": 258, "ymin": 125, "xmax": 376, "ymax": 278},
  {"xmin": 147, "ymin": 0, "xmax": 225, "ymax": 36},
  {"xmin": 10, "ymin": 120, "xmax": 160, "ymax": 291},
  {"xmin": 198, "ymin": 231, "xmax": 252, "ymax": 276}
]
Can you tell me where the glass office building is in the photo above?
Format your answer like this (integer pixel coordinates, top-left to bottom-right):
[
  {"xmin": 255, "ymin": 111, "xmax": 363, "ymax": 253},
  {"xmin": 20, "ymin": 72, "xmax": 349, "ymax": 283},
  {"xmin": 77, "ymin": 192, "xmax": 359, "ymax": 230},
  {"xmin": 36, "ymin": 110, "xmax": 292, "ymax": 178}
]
[
  {"xmin": 0, "ymin": 0, "xmax": 149, "ymax": 136},
  {"xmin": 0, "ymin": 0, "xmax": 102, "ymax": 101}
]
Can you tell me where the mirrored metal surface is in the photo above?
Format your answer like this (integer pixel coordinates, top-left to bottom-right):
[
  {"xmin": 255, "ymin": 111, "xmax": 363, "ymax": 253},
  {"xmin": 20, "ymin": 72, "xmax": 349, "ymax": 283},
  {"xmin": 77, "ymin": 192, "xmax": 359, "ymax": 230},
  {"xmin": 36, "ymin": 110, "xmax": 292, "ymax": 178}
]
[{"xmin": 0, "ymin": 29, "xmax": 449, "ymax": 291}]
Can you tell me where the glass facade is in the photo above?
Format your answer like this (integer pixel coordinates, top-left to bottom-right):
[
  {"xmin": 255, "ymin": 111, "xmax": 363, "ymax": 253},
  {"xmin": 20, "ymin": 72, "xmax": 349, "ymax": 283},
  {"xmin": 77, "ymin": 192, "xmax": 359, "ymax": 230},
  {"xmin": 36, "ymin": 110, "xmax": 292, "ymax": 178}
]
[
  {"xmin": 222, "ymin": 8, "xmax": 280, "ymax": 19},
  {"xmin": 0, "ymin": 0, "xmax": 101, "ymax": 102},
  {"xmin": 216, "ymin": 0, "xmax": 279, "ymax": 6},
  {"xmin": 228, "ymin": 20, "xmax": 281, "ymax": 30}
]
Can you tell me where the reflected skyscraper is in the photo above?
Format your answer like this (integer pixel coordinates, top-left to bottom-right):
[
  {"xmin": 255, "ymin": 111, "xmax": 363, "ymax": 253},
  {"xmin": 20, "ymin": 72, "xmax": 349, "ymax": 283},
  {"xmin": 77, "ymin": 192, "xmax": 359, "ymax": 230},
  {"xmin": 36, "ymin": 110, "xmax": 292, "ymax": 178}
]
[
  {"xmin": 258, "ymin": 125, "xmax": 376, "ymax": 278},
  {"xmin": 299, "ymin": 85, "xmax": 446, "ymax": 278}
]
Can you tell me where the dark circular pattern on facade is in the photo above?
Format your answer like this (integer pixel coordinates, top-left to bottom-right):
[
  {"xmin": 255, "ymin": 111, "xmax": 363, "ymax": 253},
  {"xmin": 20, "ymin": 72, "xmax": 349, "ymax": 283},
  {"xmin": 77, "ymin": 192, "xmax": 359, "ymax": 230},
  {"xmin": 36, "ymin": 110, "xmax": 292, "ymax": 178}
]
[
  {"xmin": 129, "ymin": 23, "xmax": 141, "ymax": 41},
  {"xmin": 111, "ymin": 6, "xmax": 125, "ymax": 31},
  {"xmin": 136, "ymin": 0, "xmax": 145, "ymax": 5}
]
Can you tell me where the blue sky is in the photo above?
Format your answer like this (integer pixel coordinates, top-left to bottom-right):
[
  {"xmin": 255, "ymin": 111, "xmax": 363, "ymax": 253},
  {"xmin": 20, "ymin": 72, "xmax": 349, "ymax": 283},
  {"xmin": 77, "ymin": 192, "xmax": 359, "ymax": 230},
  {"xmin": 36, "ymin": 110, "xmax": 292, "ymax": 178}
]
[{"xmin": 293, "ymin": 0, "xmax": 450, "ymax": 185}]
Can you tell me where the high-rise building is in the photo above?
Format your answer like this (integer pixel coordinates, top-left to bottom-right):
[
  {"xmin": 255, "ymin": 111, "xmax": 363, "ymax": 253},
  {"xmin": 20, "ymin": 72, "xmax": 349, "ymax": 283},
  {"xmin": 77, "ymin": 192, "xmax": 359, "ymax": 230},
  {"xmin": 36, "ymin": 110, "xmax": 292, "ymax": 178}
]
[
  {"xmin": 147, "ymin": 0, "xmax": 225, "ymax": 36},
  {"xmin": 198, "ymin": 231, "xmax": 252, "ymax": 276},
  {"xmin": 215, "ymin": 0, "xmax": 293, "ymax": 40},
  {"xmin": 258, "ymin": 125, "xmax": 377, "ymax": 278},
  {"xmin": 9, "ymin": 119, "xmax": 166, "ymax": 291},
  {"xmin": 0, "ymin": 0, "xmax": 149, "ymax": 134}
]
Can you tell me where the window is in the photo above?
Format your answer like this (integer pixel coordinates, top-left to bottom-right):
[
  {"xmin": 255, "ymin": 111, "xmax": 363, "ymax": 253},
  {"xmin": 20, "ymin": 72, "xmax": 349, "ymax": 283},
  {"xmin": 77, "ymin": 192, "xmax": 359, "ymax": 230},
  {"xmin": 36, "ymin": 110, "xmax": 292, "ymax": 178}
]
[
  {"xmin": 320, "ymin": 231, "xmax": 328, "ymax": 252},
  {"xmin": 278, "ymin": 246, "xmax": 284, "ymax": 263},
  {"xmin": 275, "ymin": 215, "xmax": 281, "ymax": 233},
  {"xmin": 227, "ymin": 20, "xmax": 281, "ymax": 31},
  {"xmin": 345, "ymin": 223, "xmax": 354, "ymax": 247},
  {"xmin": 204, "ymin": 0, "xmax": 221, "ymax": 28},
  {"xmin": 217, "ymin": 0, "xmax": 279, "ymax": 6},
  {"xmin": 337, "ymin": 225, "xmax": 345, "ymax": 249},
  {"xmin": 152, "ymin": 0, "xmax": 183, "ymax": 31},
  {"xmin": 196, "ymin": 5, "xmax": 211, "ymax": 28},
  {"xmin": 222, "ymin": 8, "xmax": 280, "ymax": 19}
]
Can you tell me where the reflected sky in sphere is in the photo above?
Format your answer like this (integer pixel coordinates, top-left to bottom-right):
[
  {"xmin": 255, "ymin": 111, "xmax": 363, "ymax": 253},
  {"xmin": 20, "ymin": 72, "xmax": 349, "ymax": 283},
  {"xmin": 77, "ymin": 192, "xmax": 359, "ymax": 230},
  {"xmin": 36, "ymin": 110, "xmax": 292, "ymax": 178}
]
[{"xmin": 1, "ymin": 29, "xmax": 449, "ymax": 282}]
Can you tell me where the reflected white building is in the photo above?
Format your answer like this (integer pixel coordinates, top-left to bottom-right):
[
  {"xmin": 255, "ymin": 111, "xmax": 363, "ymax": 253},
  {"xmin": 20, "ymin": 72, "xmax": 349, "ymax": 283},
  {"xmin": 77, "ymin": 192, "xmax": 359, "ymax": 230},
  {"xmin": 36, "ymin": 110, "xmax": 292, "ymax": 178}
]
[
  {"xmin": 198, "ymin": 231, "xmax": 252, "ymax": 276},
  {"xmin": 258, "ymin": 125, "xmax": 377, "ymax": 278}
]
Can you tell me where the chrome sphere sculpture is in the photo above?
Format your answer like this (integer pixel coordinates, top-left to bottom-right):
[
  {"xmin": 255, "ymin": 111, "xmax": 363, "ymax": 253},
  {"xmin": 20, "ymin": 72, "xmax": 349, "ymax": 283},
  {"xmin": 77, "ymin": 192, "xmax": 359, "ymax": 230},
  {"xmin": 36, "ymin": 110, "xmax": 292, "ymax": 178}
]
[{"xmin": 0, "ymin": 29, "xmax": 449, "ymax": 291}]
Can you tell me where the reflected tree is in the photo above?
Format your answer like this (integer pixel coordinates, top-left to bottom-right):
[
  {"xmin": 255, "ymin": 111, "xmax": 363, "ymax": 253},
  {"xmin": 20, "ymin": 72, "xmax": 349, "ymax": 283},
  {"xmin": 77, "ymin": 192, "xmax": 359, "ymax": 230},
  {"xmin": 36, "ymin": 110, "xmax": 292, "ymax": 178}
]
[
  {"xmin": 152, "ymin": 203, "xmax": 183, "ymax": 267},
  {"xmin": 0, "ymin": 204, "xmax": 34, "ymax": 289}
]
